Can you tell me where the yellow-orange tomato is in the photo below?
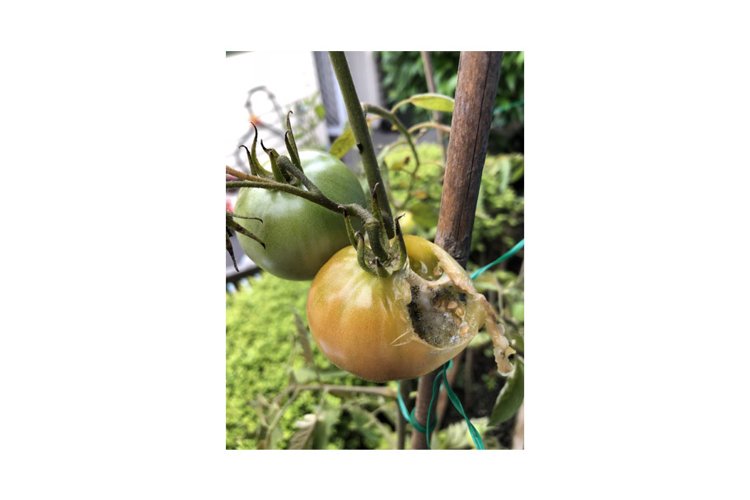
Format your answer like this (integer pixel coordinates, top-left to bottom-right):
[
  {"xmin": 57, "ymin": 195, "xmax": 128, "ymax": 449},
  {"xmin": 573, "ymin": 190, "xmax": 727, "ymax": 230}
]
[{"xmin": 306, "ymin": 235, "xmax": 512, "ymax": 382}]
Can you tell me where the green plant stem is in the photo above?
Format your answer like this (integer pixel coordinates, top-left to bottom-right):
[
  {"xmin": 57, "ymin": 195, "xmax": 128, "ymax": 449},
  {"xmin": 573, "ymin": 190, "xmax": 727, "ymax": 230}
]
[
  {"xmin": 260, "ymin": 387, "xmax": 300, "ymax": 449},
  {"xmin": 225, "ymin": 166, "xmax": 269, "ymax": 182},
  {"xmin": 420, "ymin": 51, "xmax": 447, "ymax": 160},
  {"xmin": 376, "ymin": 129, "xmax": 428, "ymax": 166},
  {"xmin": 362, "ymin": 103, "xmax": 420, "ymax": 168},
  {"xmin": 408, "ymin": 121, "xmax": 451, "ymax": 135},
  {"xmin": 328, "ymin": 52, "xmax": 395, "ymax": 239},
  {"xmin": 226, "ymin": 163, "xmax": 373, "ymax": 222},
  {"xmin": 296, "ymin": 384, "xmax": 396, "ymax": 398}
]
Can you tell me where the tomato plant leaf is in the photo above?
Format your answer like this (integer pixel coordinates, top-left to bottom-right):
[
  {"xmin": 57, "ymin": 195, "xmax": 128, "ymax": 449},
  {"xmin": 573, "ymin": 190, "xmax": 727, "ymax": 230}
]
[
  {"xmin": 409, "ymin": 93, "xmax": 455, "ymax": 113},
  {"xmin": 314, "ymin": 103, "xmax": 326, "ymax": 120},
  {"xmin": 330, "ymin": 124, "xmax": 355, "ymax": 158},
  {"xmin": 506, "ymin": 328, "xmax": 524, "ymax": 353},
  {"xmin": 312, "ymin": 405, "xmax": 342, "ymax": 449},
  {"xmin": 489, "ymin": 357, "xmax": 524, "ymax": 426},
  {"xmin": 289, "ymin": 413, "xmax": 317, "ymax": 449}
]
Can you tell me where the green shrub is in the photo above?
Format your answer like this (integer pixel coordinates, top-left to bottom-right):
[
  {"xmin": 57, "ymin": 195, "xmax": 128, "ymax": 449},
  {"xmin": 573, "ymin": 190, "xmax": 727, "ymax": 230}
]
[
  {"xmin": 385, "ymin": 142, "xmax": 524, "ymax": 268},
  {"xmin": 378, "ymin": 51, "xmax": 524, "ymax": 153},
  {"xmin": 226, "ymin": 274, "xmax": 311, "ymax": 449},
  {"xmin": 226, "ymin": 273, "xmax": 397, "ymax": 449}
]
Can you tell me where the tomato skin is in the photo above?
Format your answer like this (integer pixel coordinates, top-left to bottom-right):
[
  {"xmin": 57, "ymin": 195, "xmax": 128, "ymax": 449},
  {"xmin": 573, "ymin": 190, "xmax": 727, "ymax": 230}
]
[
  {"xmin": 306, "ymin": 235, "xmax": 483, "ymax": 382},
  {"xmin": 234, "ymin": 150, "xmax": 366, "ymax": 280}
]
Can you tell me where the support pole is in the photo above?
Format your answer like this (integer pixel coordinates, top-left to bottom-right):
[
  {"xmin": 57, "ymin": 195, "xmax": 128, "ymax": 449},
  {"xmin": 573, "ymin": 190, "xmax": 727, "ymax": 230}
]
[{"xmin": 411, "ymin": 51, "xmax": 503, "ymax": 449}]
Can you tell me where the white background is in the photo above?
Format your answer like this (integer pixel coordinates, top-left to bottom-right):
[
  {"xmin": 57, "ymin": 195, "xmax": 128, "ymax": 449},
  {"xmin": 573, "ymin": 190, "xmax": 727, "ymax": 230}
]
[{"xmin": 1, "ymin": 1, "xmax": 749, "ymax": 499}]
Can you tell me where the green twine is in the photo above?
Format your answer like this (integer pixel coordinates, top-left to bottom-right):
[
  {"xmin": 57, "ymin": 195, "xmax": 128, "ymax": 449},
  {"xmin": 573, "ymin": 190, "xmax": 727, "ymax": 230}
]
[
  {"xmin": 397, "ymin": 238, "xmax": 524, "ymax": 449},
  {"xmin": 470, "ymin": 239, "xmax": 524, "ymax": 280},
  {"xmin": 398, "ymin": 359, "xmax": 485, "ymax": 449}
]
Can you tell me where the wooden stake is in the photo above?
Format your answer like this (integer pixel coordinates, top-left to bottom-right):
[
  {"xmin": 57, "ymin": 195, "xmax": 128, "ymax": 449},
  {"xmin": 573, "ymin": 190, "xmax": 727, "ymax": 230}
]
[{"xmin": 411, "ymin": 51, "xmax": 503, "ymax": 449}]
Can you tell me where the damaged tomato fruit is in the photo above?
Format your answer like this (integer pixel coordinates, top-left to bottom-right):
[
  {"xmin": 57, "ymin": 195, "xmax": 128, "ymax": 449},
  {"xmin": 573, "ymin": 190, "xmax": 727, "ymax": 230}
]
[{"xmin": 306, "ymin": 235, "xmax": 515, "ymax": 382}]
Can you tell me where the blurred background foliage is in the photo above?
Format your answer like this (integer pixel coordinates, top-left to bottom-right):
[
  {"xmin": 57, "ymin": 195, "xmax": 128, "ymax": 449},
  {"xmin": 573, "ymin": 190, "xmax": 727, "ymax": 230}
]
[
  {"xmin": 385, "ymin": 143, "xmax": 524, "ymax": 269},
  {"xmin": 377, "ymin": 51, "xmax": 524, "ymax": 153}
]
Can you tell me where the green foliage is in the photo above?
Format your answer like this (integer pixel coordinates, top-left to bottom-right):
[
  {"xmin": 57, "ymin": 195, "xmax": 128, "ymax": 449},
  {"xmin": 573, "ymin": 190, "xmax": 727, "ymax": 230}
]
[
  {"xmin": 394, "ymin": 93, "xmax": 455, "ymax": 113},
  {"xmin": 226, "ymin": 274, "xmax": 311, "ymax": 449},
  {"xmin": 378, "ymin": 51, "xmax": 524, "ymax": 152},
  {"xmin": 226, "ymin": 272, "xmax": 398, "ymax": 449},
  {"xmin": 379, "ymin": 52, "xmax": 460, "ymax": 114},
  {"xmin": 384, "ymin": 142, "xmax": 445, "ymax": 233},
  {"xmin": 489, "ymin": 357, "xmax": 524, "ymax": 426},
  {"xmin": 433, "ymin": 417, "xmax": 502, "ymax": 449},
  {"xmin": 385, "ymin": 143, "xmax": 524, "ymax": 266},
  {"xmin": 472, "ymin": 153, "xmax": 525, "ymax": 260},
  {"xmin": 329, "ymin": 124, "xmax": 354, "ymax": 159}
]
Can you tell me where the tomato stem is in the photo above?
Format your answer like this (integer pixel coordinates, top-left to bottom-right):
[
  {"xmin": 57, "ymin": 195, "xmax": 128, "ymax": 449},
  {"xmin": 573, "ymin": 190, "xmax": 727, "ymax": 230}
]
[
  {"xmin": 225, "ymin": 166, "xmax": 265, "ymax": 182},
  {"xmin": 368, "ymin": 182, "xmax": 392, "ymax": 252},
  {"xmin": 364, "ymin": 219, "xmax": 389, "ymax": 263},
  {"xmin": 355, "ymin": 232, "xmax": 375, "ymax": 275},
  {"xmin": 362, "ymin": 103, "xmax": 421, "ymax": 170},
  {"xmin": 328, "ymin": 52, "xmax": 395, "ymax": 239},
  {"xmin": 226, "ymin": 175, "xmax": 375, "ymax": 232},
  {"xmin": 276, "ymin": 155, "xmax": 308, "ymax": 190}
]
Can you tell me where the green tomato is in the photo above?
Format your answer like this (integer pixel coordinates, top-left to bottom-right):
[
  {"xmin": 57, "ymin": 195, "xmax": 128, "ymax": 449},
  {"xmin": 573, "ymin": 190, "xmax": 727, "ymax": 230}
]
[{"xmin": 234, "ymin": 150, "xmax": 367, "ymax": 280}]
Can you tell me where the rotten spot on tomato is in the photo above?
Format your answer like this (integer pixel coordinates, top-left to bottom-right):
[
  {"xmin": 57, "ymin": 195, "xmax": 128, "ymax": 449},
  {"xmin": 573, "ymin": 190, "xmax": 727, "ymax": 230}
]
[
  {"xmin": 406, "ymin": 283, "xmax": 469, "ymax": 348},
  {"xmin": 400, "ymin": 240, "xmax": 516, "ymax": 374}
]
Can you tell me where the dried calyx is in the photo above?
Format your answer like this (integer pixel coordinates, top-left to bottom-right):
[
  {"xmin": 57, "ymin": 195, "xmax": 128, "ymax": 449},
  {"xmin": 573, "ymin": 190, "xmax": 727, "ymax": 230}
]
[
  {"xmin": 344, "ymin": 206, "xmax": 407, "ymax": 278},
  {"xmin": 238, "ymin": 111, "xmax": 310, "ymax": 187}
]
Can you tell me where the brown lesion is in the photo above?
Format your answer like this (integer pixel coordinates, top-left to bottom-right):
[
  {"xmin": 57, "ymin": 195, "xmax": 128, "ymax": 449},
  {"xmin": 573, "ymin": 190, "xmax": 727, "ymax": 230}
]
[
  {"xmin": 406, "ymin": 283, "xmax": 470, "ymax": 348},
  {"xmin": 403, "ymin": 246, "xmax": 516, "ymax": 374},
  {"xmin": 485, "ymin": 315, "xmax": 515, "ymax": 375}
]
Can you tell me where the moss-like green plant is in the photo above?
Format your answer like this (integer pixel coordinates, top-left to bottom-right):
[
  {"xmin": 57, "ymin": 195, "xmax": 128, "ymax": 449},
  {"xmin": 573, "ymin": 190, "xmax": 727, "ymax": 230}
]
[{"xmin": 226, "ymin": 273, "xmax": 396, "ymax": 449}]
